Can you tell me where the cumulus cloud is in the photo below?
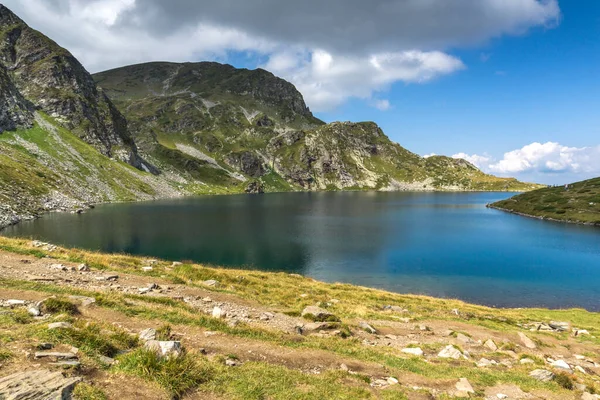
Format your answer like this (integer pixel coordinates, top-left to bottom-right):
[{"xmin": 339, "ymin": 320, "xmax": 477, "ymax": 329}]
[
  {"xmin": 451, "ymin": 153, "xmax": 492, "ymax": 169},
  {"xmin": 489, "ymin": 142, "xmax": 600, "ymax": 174},
  {"xmin": 263, "ymin": 49, "xmax": 464, "ymax": 111},
  {"xmin": 2, "ymin": 0, "xmax": 561, "ymax": 111}
]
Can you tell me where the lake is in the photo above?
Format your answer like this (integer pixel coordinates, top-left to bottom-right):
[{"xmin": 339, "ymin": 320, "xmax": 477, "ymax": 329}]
[{"xmin": 3, "ymin": 192, "xmax": 600, "ymax": 310}]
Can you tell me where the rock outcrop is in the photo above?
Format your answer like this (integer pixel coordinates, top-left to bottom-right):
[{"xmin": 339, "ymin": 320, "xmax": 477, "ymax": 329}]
[{"xmin": 0, "ymin": 4, "xmax": 146, "ymax": 169}]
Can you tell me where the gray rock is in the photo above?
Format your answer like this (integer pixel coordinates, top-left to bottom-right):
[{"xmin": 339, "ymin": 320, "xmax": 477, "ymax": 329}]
[
  {"xmin": 34, "ymin": 351, "xmax": 77, "ymax": 360},
  {"xmin": 144, "ymin": 340, "xmax": 182, "ymax": 357},
  {"xmin": 438, "ymin": 345, "xmax": 464, "ymax": 359},
  {"xmin": 141, "ymin": 266, "xmax": 153, "ymax": 272},
  {"xmin": 359, "ymin": 322, "xmax": 377, "ymax": 334},
  {"xmin": 301, "ymin": 306, "xmax": 335, "ymax": 321},
  {"xmin": 28, "ymin": 306, "xmax": 41, "ymax": 316},
  {"xmin": 549, "ymin": 321, "xmax": 570, "ymax": 332},
  {"xmin": 520, "ymin": 358, "xmax": 535, "ymax": 364},
  {"xmin": 68, "ymin": 296, "xmax": 96, "ymax": 307},
  {"xmin": 203, "ymin": 280, "xmax": 220, "ymax": 288},
  {"xmin": 455, "ymin": 378, "xmax": 474, "ymax": 393},
  {"xmin": 212, "ymin": 306, "xmax": 226, "ymax": 319},
  {"xmin": 476, "ymin": 358, "xmax": 495, "ymax": 367},
  {"xmin": 484, "ymin": 339, "xmax": 498, "ymax": 351},
  {"xmin": 225, "ymin": 358, "xmax": 240, "ymax": 367},
  {"xmin": 98, "ymin": 355, "xmax": 115, "ymax": 365},
  {"xmin": 139, "ymin": 328, "xmax": 157, "ymax": 341},
  {"xmin": 48, "ymin": 322, "xmax": 72, "ymax": 330},
  {"xmin": 36, "ymin": 343, "xmax": 54, "ymax": 350},
  {"xmin": 518, "ymin": 332, "xmax": 537, "ymax": 349},
  {"xmin": 260, "ymin": 312, "xmax": 275, "ymax": 321},
  {"xmin": 551, "ymin": 359, "xmax": 572, "ymax": 372},
  {"xmin": 0, "ymin": 370, "xmax": 81, "ymax": 399},
  {"xmin": 529, "ymin": 369, "xmax": 555, "ymax": 382},
  {"xmin": 51, "ymin": 361, "xmax": 81, "ymax": 368},
  {"xmin": 77, "ymin": 264, "xmax": 89, "ymax": 271},
  {"xmin": 456, "ymin": 333, "xmax": 473, "ymax": 344},
  {"xmin": 6, "ymin": 300, "xmax": 26, "ymax": 306},
  {"xmin": 401, "ymin": 347, "xmax": 424, "ymax": 357}
]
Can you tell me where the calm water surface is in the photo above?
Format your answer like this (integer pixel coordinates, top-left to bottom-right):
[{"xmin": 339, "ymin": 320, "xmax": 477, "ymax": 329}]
[{"xmin": 4, "ymin": 192, "xmax": 600, "ymax": 310}]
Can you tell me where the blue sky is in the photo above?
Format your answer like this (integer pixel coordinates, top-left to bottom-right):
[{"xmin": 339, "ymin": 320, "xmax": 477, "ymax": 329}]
[{"xmin": 5, "ymin": 0, "xmax": 599, "ymax": 184}]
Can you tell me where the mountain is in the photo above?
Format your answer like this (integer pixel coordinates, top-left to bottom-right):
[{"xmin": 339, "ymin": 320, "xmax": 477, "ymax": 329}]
[
  {"xmin": 94, "ymin": 61, "xmax": 539, "ymax": 193},
  {"xmin": 490, "ymin": 177, "xmax": 600, "ymax": 225},
  {"xmin": 0, "ymin": 4, "xmax": 540, "ymax": 229}
]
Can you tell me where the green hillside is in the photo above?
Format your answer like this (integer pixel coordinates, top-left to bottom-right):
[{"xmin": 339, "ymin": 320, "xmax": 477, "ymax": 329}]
[{"xmin": 490, "ymin": 177, "xmax": 600, "ymax": 225}]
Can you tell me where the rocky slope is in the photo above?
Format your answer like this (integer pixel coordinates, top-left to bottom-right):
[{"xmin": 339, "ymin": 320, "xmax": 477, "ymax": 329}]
[
  {"xmin": 0, "ymin": 4, "xmax": 145, "ymax": 168},
  {"xmin": 94, "ymin": 62, "xmax": 540, "ymax": 192},
  {"xmin": 490, "ymin": 177, "xmax": 600, "ymax": 225},
  {"xmin": 0, "ymin": 236, "xmax": 599, "ymax": 399}
]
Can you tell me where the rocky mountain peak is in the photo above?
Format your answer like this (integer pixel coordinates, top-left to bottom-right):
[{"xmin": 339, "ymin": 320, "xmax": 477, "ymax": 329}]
[{"xmin": 0, "ymin": 4, "xmax": 149, "ymax": 170}]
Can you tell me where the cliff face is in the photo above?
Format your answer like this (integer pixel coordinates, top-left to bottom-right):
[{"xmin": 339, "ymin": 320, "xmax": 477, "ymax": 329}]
[{"xmin": 0, "ymin": 4, "xmax": 145, "ymax": 168}]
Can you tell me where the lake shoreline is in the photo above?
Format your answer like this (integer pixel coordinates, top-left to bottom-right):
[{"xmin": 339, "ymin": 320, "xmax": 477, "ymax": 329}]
[{"xmin": 487, "ymin": 204, "xmax": 600, "ymax": 227}]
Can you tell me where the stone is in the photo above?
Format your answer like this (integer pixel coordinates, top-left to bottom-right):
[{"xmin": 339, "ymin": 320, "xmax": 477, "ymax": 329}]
[
  {"xmin": 497, "ymin": 395, "xmax": 508, "ymax": 399},
  {"xmin": 518, "ymin": 332, "xmax": 537, "ymax": 349},
  {"xmin": 139, "ymin": 328, "xmax": 157, "ymax": 341},
  {"xmin": 145, "ymin": 341, "xmax": 182, "ymax": 357},
  {"xmin": 37, "ymin": 343, "xmax": 54, "ymax": 350},
  {"xmin": 456, "ymin": 333, "xmax": 473, "ymax": 344},
  {"xmin": 34, "ymin": 351, "xmax": 77, "ymax": 360},
  {"xmin": 484, "ymin": 339, "xmax": 498, "ymax": 352},
  {"xmin": 68, "ymin": 296, "xmax": 95, "ymax": 307},
  {"xmin": 402, "ymin": 347, "xmax": 424, "ymax": 357},
  {"xmin": 477, "ymin": 358, "xmax": 495, "ymax": 367},
  {"xmin": 340, "ymin": 363, "xmax": 349, "ymax": 371},
  {"xmin": 50, "ymin": 264, "xmax": 67, "ymax": 271},
  {"xmin": 455, "ymin": 378, "xmax": 475, "ymax": 394},
  {"xmin": 98, "ymin": 355, "xmax": 115, "ymax": 365},
  {"xmin": 141, "ymin": 266, "xmax": 153, "ymax": 272},
  {"xmin": 77, "ymin": 264, "xmax": 89, "ymax": 271},
  {"xmin": 529, "ymin": 369, "xmax": 555, "ymax": 382},
  {"xmin": 387, "ymin": 377, "xmax": 399, "ymax": 385},
  {"xmin": 6, "ymin": 300, "xmax": 26, "ymax": 306},
  {"xmin": 582, "ymin": 393, "xmax": 600, "ymax": 400},
  {"xmin": 106, "ymin": 275, "xmax": 119, "ymax": 281},
  {"xmin": 549, "ymin": 321, "xmax": 570, "ymax": 332},
  {"xmin": 0, "ymin": 370, "xmax": 81, "ymax": 398},
  {"xmin": 212, "ymin": 306, "xmax": 226, "ymax": 319},
  {"xmin": 301, "ymin": 306, "xmax": 334, "ymax": 321},
  {"xmin": 418, "ymin": 325, "xmax": 431, "ymax": 332},
  {"xmin": 225, "ymin": 358, "xmax": 239, "ymax": 367},
  {"xmin": 519, "ymin": 358, "xmax": 535, "ymax": 364},
  {"xmin": 52, "ymin": 361, "xmax": 81, "ymax": 368},
  {"xmin": 551, "ymin": 359, "xmax": 572, "ymax": 372},
  {"xmin": 574, "ymin": 329, "xmax": 590, "ymax": 337},
  {"xmin": 203, "ymin": 280, "xmax": 220, "ymax": 287},
  {"xmin": 28, "ymin": 306, "xmax": 41, "ymax": 316},
  {"xmin": 172, "ymin": 262, "xmax": 182, "ymax": 267},
  {"xmin": 438, "ymin": 345, "xmax": 464, "ymax": 359},
  {"xmin": 260, "ymin": 312, "xmax": 275, "ymax": 321},
  {"xmin": 575, "ymin": 365, "xmax": 587, "ymax": 374},
  {"xmin": 359, "ymin": 322, "xmax": 377, "ymax": 334},
  {"xmin": 48, "ymin": 322, "xmax": 72, "ymax": 330}
]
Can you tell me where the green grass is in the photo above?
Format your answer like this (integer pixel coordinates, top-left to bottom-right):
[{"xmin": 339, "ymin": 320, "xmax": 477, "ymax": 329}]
[
  {"xmin": 492, "ymin": 177, "xmax": 600, "ymax": 224},
  {"xmin": 73, "ymin": 383, "xmax": 108, "ymax": 400},
  {"xmin": 116, "ymin": 349, "xmax": 214, "ymax": 399},
  {"xmin": 42, "ymin": 297, "xmax": 80, "ymax": 315}
]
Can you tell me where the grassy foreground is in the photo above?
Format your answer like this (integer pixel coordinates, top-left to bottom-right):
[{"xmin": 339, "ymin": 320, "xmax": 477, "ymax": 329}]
[
  {"xmin": 0, "ymin": 236, "xmax": 599, "ymax": 399},
  {"xmin": 490, "ymin": 177, "xmax": 600, "ymax": 225}
]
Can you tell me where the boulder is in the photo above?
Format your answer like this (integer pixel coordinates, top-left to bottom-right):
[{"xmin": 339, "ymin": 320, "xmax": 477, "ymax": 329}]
[
  {"xmin": 455, "ymin": 378, "xmax": 475, "ymax": 394},
  {"xmin": 551, "ymin": 359, "xmax": 572, "ymax": 372},
  {"xmin": 401, "ymin": 347, "xmax": 424, "ymax": 357},
  {"xmin": 484, "ymin": 339, "xmax": 498, "ymax": 352},
  {"xmin": 359, "ymin": 322, "xmax": 377, "ymax": 334},
  {"xmin": 438, "ymin": 345, "xmax": 464, "ymax": 360},
  {"xmin": 477, "ymin": 358, "xmax": 495, "ymax": 367},
  {"xmin": 456, "ymin": 333, "xmax": 474, "ymax": 344},
  {"xmin": 301, "ymin": 306, "xmax": 335, "ymax": 322},
  {"xmin": 145, "ymin": 340, "xmax": 182, "ymax": 357},
  {"xmin": 77, "ymin": 264, "xmax": 89, "ymax": 271},
  {"xmin": 529, "ymin": 369, "xmax": 555, "ymax": 382},
  {"xmin": 0, "ymin": 370, "xmax": 81, "ymax": 399},
  {"xmin": 518, "ymin": 332, "xmax": 537, "ymax": 349},
  {"xmin": 28, "ymin": 306, "xmax": 41, "ymax": 316},
  {"xmin": 139, "ymin": 328, "xmax": 157, "ymax": 341},
  {"xmin": 549, "ymin": 321, "xmax": 570, "ymax": 332},
  {"xmin": 48, "ymin": 322, "xmax": 72, "ymax": 330},
  {"xmin": 212, "ymin": 306, "xmax": 226, "ymax": 319}
]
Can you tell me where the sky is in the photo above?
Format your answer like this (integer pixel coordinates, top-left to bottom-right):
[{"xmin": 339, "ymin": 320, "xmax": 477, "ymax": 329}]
[{"xmin": 3, "ymin": 0, "xmax": 599, "ymax": 184}]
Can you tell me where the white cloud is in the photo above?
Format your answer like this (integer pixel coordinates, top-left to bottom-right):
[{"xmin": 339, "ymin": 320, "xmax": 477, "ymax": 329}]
[
  {"xmin": 263, "ymin": 49, "xmax": 464, "ymax": 111},
  {"xmin": 2, "ymin": 0, "xmax": 561, "ymax": 111},
  {"xmin": 423, "ymin": 153, "xmax": 437, "ymax": 158},
  {"xmin": 489, "ymin": 142, "xmax": 600, "ymax": 174},
  {"xmin": 372, "ymin": 99, "xmax": 391, "ymax": 111},
  {"xmin": 452, "ymin": 152, "xmax": 492, "ymax": 169}
]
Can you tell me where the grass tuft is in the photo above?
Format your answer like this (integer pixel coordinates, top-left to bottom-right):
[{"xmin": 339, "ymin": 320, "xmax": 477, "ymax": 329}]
[{"xmin": 72, "ymin": 383, "xmax": 108, "ymax": 400}]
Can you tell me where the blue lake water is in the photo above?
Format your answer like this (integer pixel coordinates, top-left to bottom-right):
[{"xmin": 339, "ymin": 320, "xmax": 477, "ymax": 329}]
[{"xmin": 3, "ymin": 192, "xmax": 600, "ymax": 310}]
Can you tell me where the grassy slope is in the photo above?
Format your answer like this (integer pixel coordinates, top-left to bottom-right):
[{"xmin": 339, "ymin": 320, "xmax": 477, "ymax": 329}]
[
  {"xmin": 0, "ymin": 236, "xmax": 598, "ymax": 399},
  {"xmin": 491, "ymin": 177, "xmax": 600, "ymax": 224},
  {"xmin": 93, "ymin": 63, "xmax": 541, "ymax": 193}
]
